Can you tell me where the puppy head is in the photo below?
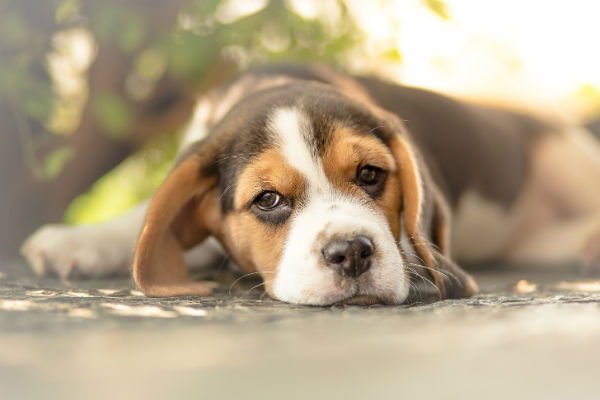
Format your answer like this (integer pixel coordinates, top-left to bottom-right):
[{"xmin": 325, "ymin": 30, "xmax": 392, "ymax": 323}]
[{"xmin": 133, "ymin": 82, "xmax": 477, "ymax": 304}]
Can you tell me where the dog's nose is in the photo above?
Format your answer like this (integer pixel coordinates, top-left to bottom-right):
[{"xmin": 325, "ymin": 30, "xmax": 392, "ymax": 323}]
[{"xmin": 322, "ymin": 235, "xmax": 374, "ymax": 277}]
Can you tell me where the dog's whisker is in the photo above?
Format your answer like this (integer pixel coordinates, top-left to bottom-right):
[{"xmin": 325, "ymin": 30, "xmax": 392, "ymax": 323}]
[
  {"xmin": 412, "ymin": 263, "xmax": 461, "ymax": 284},
  {"xmin": 397, "ymin": 235, "xmax": 442, "ymax": 254},
  {"xmin": 406, "ymin": 279, "xmax": 423, "ymax": 303},
  {"xmin": 259, "ymin": 290, "xmax": 269, "ymax": 301},
  {"xmin": 242, "ymin": 282, "xmax": 266, "ymax": 298},
  {"xmin": 214, "ymin": 153, "xmax": 261, "ymax": 165},
  {"xmin": 399, "ymin": 250, "xmax": 428, "ymax": 266},
  {"xmin": 228, "ymin": 271, "xmax": 264, "ymax": 296},
  {"xmin": 406, "ymin": 266, "xmax": 440, "ymax": 294},
  {"xmin": 219, "ymin": 183, "xmax": 236, "ymax": 201},
  {"xmin": 405, "ymin": 263, "xmax": 460, "ymax": 289},
  {"xmin": 405, "ymin": 267, "xmax": 431, "ymax": 284},
  {"xmin": 403, "ymin": 261, "xmax": 456, "ymax": 279}
]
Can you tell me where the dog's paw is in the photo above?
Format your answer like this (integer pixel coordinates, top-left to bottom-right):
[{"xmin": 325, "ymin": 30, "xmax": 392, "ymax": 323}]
[{"xmin": 20, "ymin": 224, "xmax": 131, "ymax": 279}]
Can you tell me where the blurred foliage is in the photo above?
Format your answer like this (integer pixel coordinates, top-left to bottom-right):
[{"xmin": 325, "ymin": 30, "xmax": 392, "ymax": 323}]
[
  {"xmin": 0, "ymin": 1, "xmax": 58, "ymax": 178},
  {"xmin": 65, "ymin": 134, "xmax": 179, "ymax": 224},
  {"xmin": 1, "ymin": 0, "xmax": 454, "ymax": 224},
  {"xmin": 573, "ymin": 84, "xmax": 600, "ymax": 120},
  {"xmin": 423, "ymin": 0, "xmax": 450, "ymax": 20},
  {"xmin": 91, "ymin": 92, "xmax": 133, "ymax": 138},
  {"xmin": 43, "ymin": 146, "xmax": 75, "ymax": 181}
]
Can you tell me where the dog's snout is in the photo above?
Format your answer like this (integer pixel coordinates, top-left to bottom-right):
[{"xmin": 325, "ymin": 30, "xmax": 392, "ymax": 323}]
[{"xmin": 322, "ymin": 235, "xmax": 374, "ymax": 277}]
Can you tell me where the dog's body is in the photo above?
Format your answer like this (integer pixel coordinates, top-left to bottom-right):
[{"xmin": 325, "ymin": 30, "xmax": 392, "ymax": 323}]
[{"xmin": 21, "ymin": 65, "xmax": 600, "ymax": 305}]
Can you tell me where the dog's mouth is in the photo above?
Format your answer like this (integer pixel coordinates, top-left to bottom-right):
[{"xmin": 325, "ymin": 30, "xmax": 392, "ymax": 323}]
[
  {"xmin": 334, "ymin": 294, "xmax": 382, "ymax": 306},
  {"xmin": 324, "ymin": 268, "xmax": 401, "ymax": 306}
]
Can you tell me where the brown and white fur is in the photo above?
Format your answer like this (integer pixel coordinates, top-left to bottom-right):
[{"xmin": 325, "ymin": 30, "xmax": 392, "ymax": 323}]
[{"xmin": 21, "ymin": 64, "xmax": 600, "ymax": 305}]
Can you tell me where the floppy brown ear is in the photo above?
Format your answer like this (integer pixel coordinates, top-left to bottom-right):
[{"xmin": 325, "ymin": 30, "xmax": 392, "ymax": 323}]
[
  {"xmin": 389, "ymin": 134, "xmax": 478, "ymax": 299},
  {"xmin": 133, "ymin": 154, "xmax": 221, "ymax": 297}
]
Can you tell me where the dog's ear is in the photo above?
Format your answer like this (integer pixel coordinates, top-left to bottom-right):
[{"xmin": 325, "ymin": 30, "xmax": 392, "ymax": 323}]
[
  {"xmin": 425, "ymin": 182, "xmax": 479, "ymax": 299},
  {"xmin": 133, "ymin": 148, "xmax": 222, "ymax": 297},
  {"xmin": 388, "ymin": 125, "xmax": 478, "ymax": 300}
]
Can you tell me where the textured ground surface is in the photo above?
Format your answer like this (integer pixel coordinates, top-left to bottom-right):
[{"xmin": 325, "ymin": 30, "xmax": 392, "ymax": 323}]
[{"xmin": 1, "ymin": 258, "xmax": 600, "ymax": 399}]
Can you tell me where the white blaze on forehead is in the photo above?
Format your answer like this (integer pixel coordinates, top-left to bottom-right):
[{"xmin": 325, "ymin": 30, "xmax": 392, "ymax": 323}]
[{"xmin": 268, "ymin": 107, "xmax": 330, "ymax": 191}]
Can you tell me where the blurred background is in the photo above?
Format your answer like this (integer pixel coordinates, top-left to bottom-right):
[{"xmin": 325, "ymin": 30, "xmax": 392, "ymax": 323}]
[{"xmin": 1, "ymin": 0, "xmax": 600, "ymax": 257}]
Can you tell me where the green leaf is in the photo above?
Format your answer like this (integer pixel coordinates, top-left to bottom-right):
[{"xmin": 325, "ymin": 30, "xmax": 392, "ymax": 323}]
[
  {"xmin": 119, "ymin": 16, "xmax": 146, "ymax": 52},
  {"xmin": 43, "ymin": 146, "xmax": 75, "ymax": 180},
  {"xmin": 23, "ymin": 85, "xmax": 53, "ymax": 120},
  {"xmin": 382, "ymin": 48, "xmax": 403, "ymax": 62},
  {"xmin": 55, "ymin": 0, "xmax": 80, "ymax": 25},
  {"xmin": 136, "ymin": 48, "xmax": 167, "ymax": 81},
  {"xmin": 1, "ymin": 11, "xmax": 28, "ymax": 46},
  {"xmin": 92, "ymin": 5, "xmax": 121, "ymax": 44},
  {"xmin": 91, "ymin": 92, "xmax": 132, "ymax": 139},
  {"xmin": 423, "ymin": 0, "xmax": 450, "ymax": 20}
]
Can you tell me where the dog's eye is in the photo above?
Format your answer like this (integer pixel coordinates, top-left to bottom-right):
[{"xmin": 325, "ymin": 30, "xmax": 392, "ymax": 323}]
[
  {"xmin": 356, "ymin": 165, "xmax": 382, "ymax": 186},
  {"xmin": 356, "ymin": 165, "xmax": 387, "ymax": 198},
  {"xmin": 251, "ymin": 191, "xmax": 292, "ymax": 225},
  {"xmin": 358, "ymin": 166, "xmax": 379, "ymax": 185},
  {"xmin": 254, "ymin": 191, "xmax": 282, "ymax": 211}
]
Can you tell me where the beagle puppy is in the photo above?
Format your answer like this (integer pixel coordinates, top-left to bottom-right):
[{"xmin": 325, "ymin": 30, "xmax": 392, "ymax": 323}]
[{"xmin": 21, "ymin": 64, "xmax": 600, "ymax": 305}]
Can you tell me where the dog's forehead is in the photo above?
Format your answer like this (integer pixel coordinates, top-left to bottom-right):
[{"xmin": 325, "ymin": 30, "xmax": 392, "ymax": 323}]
[
  {"xmin": 267, "ymin": 107, "xmax": 327, "ymax": 189},
  {"xmin": 234, "ymin": 82, "xmax": 392, "ymax": 148},
  {"xmin": 216, "ymin": 84, "xmax": 394, "ymax": 212}
]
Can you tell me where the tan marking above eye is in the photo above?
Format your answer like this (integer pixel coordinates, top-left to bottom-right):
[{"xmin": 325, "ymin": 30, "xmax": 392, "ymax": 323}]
[
  {"xmin": 234, "ymin": 148, "xmax": 306, "ymax": 211},
  {"xmin": 323, "ymin": 127, "xmax": 396, "ymax": 182}
]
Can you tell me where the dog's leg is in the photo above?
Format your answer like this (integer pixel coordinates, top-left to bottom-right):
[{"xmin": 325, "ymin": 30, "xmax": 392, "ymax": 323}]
[
  {"xmin": 506, "ymin": 127, "xmax": 600, "ymax": 269},
  {"xmin": 21, "ymin": 201, "xmax": 150, "ymax": 278},
  {"xmin": 508, "ymin": 216, "xmax": 600, "ymax": 266},
  {"xmin": 21, "ymin": 200, "xmax": 226, "ymax": 279}
]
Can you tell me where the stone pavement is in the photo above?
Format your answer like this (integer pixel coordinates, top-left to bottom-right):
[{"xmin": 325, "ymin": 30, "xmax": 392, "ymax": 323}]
[{"xmin": 1, "ymin": 257, "xmax": 599, "ymax": 399}]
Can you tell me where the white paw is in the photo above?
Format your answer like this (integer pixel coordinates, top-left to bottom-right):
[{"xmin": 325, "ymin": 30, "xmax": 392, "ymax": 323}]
[{"xmin": 20, "ymin": 224, "xmax": 133, "ymax": 279}]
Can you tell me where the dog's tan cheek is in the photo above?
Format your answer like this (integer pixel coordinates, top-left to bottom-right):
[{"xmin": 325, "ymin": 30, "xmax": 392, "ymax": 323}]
[{"xmin": 221, "ymin": 213, "xmax": 289, "ymax": 293}]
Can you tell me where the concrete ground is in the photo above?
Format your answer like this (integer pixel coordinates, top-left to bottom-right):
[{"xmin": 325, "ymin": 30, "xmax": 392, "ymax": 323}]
[{"xmin": 1, "ymin": 257, "xmax": 600, "ymax": 399}]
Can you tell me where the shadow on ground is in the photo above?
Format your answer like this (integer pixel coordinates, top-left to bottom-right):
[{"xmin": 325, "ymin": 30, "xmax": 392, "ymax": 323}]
[{"xmin": 1, "ymin": 258, "xmax": 599, "ymax": 399}]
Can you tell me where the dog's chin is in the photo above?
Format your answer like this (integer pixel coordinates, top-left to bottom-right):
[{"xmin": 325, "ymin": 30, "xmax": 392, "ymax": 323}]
[{"xmin": 334, "ymin": 294, "xmax": 383, "ymax": 306}]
